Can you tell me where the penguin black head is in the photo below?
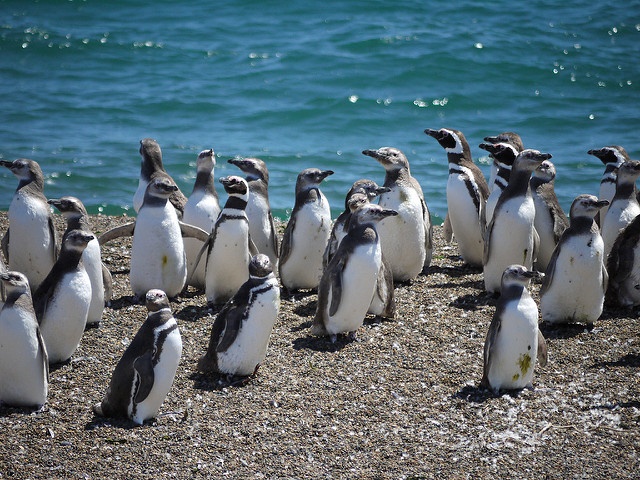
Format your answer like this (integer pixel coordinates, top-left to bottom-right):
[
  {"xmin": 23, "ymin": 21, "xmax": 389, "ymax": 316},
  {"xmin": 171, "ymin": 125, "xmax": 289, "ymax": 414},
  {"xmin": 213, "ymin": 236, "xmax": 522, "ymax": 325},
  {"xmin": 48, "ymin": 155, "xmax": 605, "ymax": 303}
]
[
  {"xmin": 569, "ymin": 194, "xmax": 609, "ymax": 221},
  {"xmin": 62, "ymin": 229, "xmax": 94, "ymax": 254},
  {"xmin": 513, "ymin": 149, "xmax": 552, "ymax": 174},
  {"xmin": 0, "ymin": 271, "xmax": 31, "ymax": 296},
  {"xmin": 228, "ymin": 157, "xmax": 269, "ymax": 182},
  {"xmin": 362, "ymin": 147, "xmax": 409, "ymax": 172},
  {"xmin": 483, "ymin": 132, "xmax": 524, "ymax": 152},
  {"xmin": 295, "ymin": 168, "xmax": 333, "ymax": 193},
  {"xmin": 146, "ymin": 173, "xmax": 179, "ymax": 199},
  {"xmin": 346, "ymin": 193, "xmax": 369, "ymax": 213},
  {"xmin": 424, "ymin": 128, "xmax": 467, "ymax": 154},
  {"xmin": 347, "ymin": 179, "xmax": 390, "ymax": 205},
  {"xmin": 479, "ymin": 142, "xmax": 518, "ymax": 164},
  {"xmin": 587, "ymin": 145, "xmax": 629, "ymax": 166},
  {"xmin": 351, "ymin": 202, "xmax": 398, "ymax": 226},
  {"xmin": 48, "ymin": 196, "xmax": 88, "ymax": 218},
  {"xmin": 501, "ymin": 264, "xmax": 540, "ymax": 290},
  {"xmin": 145, "ymin": 289, "xmax": 170, "ymax": 312},
  {"xmin": 249, "ymin": 254, "xmax": 273, "ymax": 278},
  {"xmin": 0, "ymin": 158, "xmax": 43, "ymax": 187},
  {"xmin": 220, "ymin": 175, "xmax": 249, "ymax": 196}
]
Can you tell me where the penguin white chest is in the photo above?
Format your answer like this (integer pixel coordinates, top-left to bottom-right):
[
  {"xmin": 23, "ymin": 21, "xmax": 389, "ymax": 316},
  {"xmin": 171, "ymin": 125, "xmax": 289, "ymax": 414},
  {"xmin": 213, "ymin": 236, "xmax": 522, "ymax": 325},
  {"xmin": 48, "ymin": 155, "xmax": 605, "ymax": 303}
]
[
  {"xmin": 446, "ymin": 171, "xmax": 484, "ymax": 265},
  {"xmin": 39, "ymin": 269, "xmax": 92, "ymax": 363},
  {"xmin": 83, "ymin": 238, "xmax": 105, "ymax": 325},
  {"xmin": 246, "ymin": 193, "xmax": 272, "ymax": 252},
  {"xmin": 602, "ymin": 201, "xmax": 640, "ymax": 258},
  {"xmin": 130, "ymin": 204, "xmax": 186, "ymax": 298},
  {"xmin": 133, "ymin": 178, "xmax": 147, "ymax": 213},
  {"xmin": 377, "ymin": 187, "xmax": 425, "ymax": 281},
  {"xmin": 183, "ymin": 191, "xmax": 219, "ymax": 289}
]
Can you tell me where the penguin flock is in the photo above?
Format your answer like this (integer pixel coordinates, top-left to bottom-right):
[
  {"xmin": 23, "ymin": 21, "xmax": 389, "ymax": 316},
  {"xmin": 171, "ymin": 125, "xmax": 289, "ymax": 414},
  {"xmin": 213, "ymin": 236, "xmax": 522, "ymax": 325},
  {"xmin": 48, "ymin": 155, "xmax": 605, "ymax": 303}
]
[{"xmin": 0, "ymin": 131, "xmax": 638, "ymax": 420}]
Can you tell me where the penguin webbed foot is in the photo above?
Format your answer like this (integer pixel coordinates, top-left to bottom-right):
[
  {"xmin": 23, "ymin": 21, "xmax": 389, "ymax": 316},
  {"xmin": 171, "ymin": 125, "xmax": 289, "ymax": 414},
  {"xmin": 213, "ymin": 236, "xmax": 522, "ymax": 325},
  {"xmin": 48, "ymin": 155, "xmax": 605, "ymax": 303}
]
[{"xmin": 225, "ymin": 365, "xmax": 260, "ymax": 387}]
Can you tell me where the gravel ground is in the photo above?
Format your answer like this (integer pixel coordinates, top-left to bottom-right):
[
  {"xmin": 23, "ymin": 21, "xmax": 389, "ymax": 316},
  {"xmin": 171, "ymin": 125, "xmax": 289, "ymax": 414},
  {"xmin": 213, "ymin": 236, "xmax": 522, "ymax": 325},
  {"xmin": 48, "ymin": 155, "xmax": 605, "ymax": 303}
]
[{"xmin": 0, "ymin": 211, "xmax": 639, "ymax": 479}]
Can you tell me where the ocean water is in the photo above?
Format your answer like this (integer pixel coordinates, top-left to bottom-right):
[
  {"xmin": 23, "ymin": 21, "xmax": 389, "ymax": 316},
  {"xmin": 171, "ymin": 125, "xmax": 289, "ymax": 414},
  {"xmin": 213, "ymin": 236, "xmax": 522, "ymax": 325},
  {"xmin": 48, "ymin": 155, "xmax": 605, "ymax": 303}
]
[{"xmin": 0, "ymin": 0, "xmax": 638, "ymax": 223}]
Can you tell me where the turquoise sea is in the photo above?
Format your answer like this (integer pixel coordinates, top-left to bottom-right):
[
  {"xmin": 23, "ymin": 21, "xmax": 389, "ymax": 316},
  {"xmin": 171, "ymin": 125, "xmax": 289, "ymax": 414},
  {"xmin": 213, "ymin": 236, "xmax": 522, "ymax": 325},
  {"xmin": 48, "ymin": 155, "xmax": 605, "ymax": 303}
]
[{"xmin": 1, "ymin": 1, "xmax": 638, "ymax": 223}]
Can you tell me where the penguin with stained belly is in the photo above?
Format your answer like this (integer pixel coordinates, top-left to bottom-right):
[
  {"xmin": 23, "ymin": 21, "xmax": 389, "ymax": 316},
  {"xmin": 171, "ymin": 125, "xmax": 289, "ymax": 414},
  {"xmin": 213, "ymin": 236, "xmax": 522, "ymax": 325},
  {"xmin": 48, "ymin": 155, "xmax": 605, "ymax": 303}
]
[
  {"xmin": 93, "ymin": 289, "xmax": 182, "ymax": 425},
  {"xmin": 228, "ymin": 157, "xmax": 280, "ymax": 270},
  {"xmin": 540, "ymin": 194, "xmax": 609, "ymax": 326},
  {"xmin": 0, "ymin": 271, "xmax": 48, "ymax": 408},
  {"xmin": 588, "ymin": 145, "xmax": 630, "ymax": 225},
  {"xmin": 481, "ymin": 264, "xmax": 548, "ymax": 393},
  {"xmin": 34, "ymin": 230, "xmax": 94, "ymax": 364},
  {"xmin": 133, "ymin": 138, "xmax": 188, "ymax": 218},
  {"xmin": 425, "ymin": 128, "xmax": 489, "ymax": 267},
  {"xmin": 183, "ymin": 149, "xmax": 220, "ymax": 290},
  {"xmin": 529, "ymin": 160, "xmax": 569, "ymax": 272},
  {"xmin": 1, "ymin": 158, "xmax": 57, "ymax": 293},
  {"xmin": 48, "ymin": 196, "xmax": 112, "ymax": 326},
  {"xmin": 310, "ymin": 202, "xmax": 398, "ymax": 342},
  {"xmin": 99, "ymin": 172, "xmax": 209, "ymax": 300},
  {"xmin": 197, "ymin": 254, "xmax": 280, "ymax": 378},
  {"xmin": 483, "ymin": 149, "xmax": 551, "ymax": 294},
  {"xmin": 362, "ymin": 147, "xmax": 432, "ymax": 281},
  {"xmin": 279, "ymin": 168, "xmax": 334, "ymax": 292}
]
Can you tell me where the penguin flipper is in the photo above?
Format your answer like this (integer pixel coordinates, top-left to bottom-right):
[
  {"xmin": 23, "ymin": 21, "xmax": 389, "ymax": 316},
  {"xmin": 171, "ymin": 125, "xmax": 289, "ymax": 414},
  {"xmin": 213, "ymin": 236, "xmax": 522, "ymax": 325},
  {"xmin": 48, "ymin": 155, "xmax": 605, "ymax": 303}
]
[
  {"xmin": 98, "ymin": 222, "xmax": 136, "ymax": 245},
  {"xmin": 33, "ymin": 272, "xmax": 59, "ymax": 324},
  {"xmin": 442, "ymin": 213, "xmax": 453, "ymax": 243},
  {"xmin": 480, "ymin": 312, "xmax": 502, "ymax": 389},
  {"xmin": 537, "ymin": 329, "xmax": 548, "ymax": 367},
  {"xmin": 483, "ymin": 216, "xmax": 496, "ymax": 266},
  {"xmin": 215, "ymin": 294, "xmax": 249, "ymax": 353},
  {"xmin": 132, "ymin": 350, "xmax": 155, "ymax": 404},
  {"xmin": 248, "ymin": 235, "xmax": 260, "ymax": 257},
  {"xmin": 36, "ymin": 325, "xmax": 49, "ymax": 382},
  {"xmin": 532, "ymin": 227, "xmax": 540, "ymax": 268},
  {"xmin": 328, "ymin": 256, "xmax": 347, "ymax": 317},
  {"xmin": 48, "ymin": 215, "xmax": 58, "ymax": 261},
  {"xmin": 278, "ymin": 215, "xmax": 296, "ymax": 268},
  {"xmin": 179, "ymin": 221, "xmax": 210, "ymax": 242},
  {"xmin": 1, "ymin": 228, "xmax": 8, "ymax": 262},
  {"xmin": 186, "ymin": 235, "xmax": 213, "ymax": 287},
  {"xmin": 102, "ymin": 262, "xmax": 113, "ymax": 302},
  {"xmin": 540, "ymin": 239, "xmax": 562, "ymax": 296},
  {"xmin": 268, "ymin": 212, "xmax": 280, "ymax": 257}
]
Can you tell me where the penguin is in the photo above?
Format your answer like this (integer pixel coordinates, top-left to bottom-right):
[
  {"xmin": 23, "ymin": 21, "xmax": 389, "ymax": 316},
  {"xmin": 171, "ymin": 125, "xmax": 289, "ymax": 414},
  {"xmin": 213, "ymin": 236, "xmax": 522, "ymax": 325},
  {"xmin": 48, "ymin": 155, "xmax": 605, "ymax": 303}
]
[
  {"xmin": 0, "ymin": 158, "xmax": 57, "ymax": 292},
  {"xmin": 197, "ymin": 254, "xmax": 280, "ymax": 377},
  {"xmin": 133, "ymin": 138, "xmax": 188, "ymax": 218},
  {"xmin": 323, "ymin": 179, "xmax": 390, "ymax": 268},
  {"xmin": 606, "ymin": 213, "xmax": 640, "ymax": 307},
  {"xmin": 483, "ymin": 131, "xmax": 525, "ymax": 192},
  {"xmin": 601, "ymin": 160, "xmax": 640, "ymax": 260},
  {"xmin": 93, "ymin": 289, "xmax": 182, "ymax": 425},
  {"xmin": 228, "ymin": 157, "xmax": 280, "ymax": 270},
  {"xmin": 0, "ymin": 271, "xmax": 48, "ymax": 408},
  {"xmin": 529, "ymin": 160, "xmax": 569, "ymax": 272},
  {"xmin": 362, "ymin": 147, "xmax": 432, "ymax": 281},
  {"xmin": 480, "ymin": 264, "xmax": 548, "ymax": 393},
  {"xmin": 48, "ymin": 196, "xmax": 113, "ymax": 326},
  {"xmin": 540, "ymin": 194, "xmax": 609, "ymax": 326},
  {"xmin": 310, "ymin": 202, "xmax": 398, "ymax": 341},
  {"xmin": 99, "ymin": 173, "xmax": 209, "ymax": 300},
  {"xmin": 478, "ymin": 142, "xmax": 519, "ymax": 226},
  {"xmin": 483, "ymin": 149, "xmax": 551, "ymax": 294},
  {"xmin": 588, "ymin": 145, "xmax": 630, "ymax": 225},
  {"xmin": 279, "ymin": 168, "xmax": 334, "ymax": 292},
  {"xmin": 183, "ymin": 149, "xmax": 221, "ymax": 290},
  {"xmin": 198, "ymin": 176, "xmax": 258, "ymax": 306},
  {"xmin": 33, "ymin": 230, "xmax": 94, "ymax": 364},
  {"xmin": 425, "ymin": 128, "xmax": 489, "ymax": 267}
]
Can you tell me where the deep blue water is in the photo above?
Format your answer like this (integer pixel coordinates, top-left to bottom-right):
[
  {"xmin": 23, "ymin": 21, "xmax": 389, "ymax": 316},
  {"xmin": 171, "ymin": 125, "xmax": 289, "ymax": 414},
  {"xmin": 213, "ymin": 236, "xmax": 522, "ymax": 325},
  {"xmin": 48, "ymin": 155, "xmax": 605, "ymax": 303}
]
[{"xmin": 1, "ymin": 0, "xmax": 639, "ymax": 223}]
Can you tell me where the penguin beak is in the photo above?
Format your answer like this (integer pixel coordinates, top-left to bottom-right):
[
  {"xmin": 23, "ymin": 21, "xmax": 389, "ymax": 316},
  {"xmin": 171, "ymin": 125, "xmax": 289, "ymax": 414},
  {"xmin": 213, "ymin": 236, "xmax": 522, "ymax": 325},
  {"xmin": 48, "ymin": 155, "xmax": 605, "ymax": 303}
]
[
  {"xmin": 0, "ymin": 160, "xmax": 12, "ymax": 169},
  {"xmin": 595, "ymin": 199, "xmax": 610, "ymax": 209},
  {"xmin": 539, "ymin": 152, "xmax": 553, "ymax": 161},
  {"xmin": 523, "ymin": 270, "xmax": 543, "ymax": 281},
  {"xmin": 320, "ymin": 170, "xmax": 334, "ymax": 180},
  {"xmin": 47, "ymin": 198, "xmax": 61, "ymax": 207},
  {"xmin": 380, "ymin": 209, "xmax": 398, "ymax": 218},
  {"xmin": 424, "ymin": 128, "xmax": 443, "ymax": 140},
  {"xmin": 478, "ymin": 142, "xmax": 497, "ymax": 153},
  {"xmin": 362, "ymin": 149, "xmax": 379, "ymax": 159},
  {"xmin": 376, "ymin": 186, "xmax": 391, "ymax": 195}
]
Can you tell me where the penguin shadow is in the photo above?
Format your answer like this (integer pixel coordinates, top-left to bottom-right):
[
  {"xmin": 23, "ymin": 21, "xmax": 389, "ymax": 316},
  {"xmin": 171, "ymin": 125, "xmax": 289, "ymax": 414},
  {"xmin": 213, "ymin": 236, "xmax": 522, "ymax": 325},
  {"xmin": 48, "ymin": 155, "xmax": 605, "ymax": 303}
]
[
  {"xmin": 589, "ymin": 353, "xmax": 640, "ymax": 370},
  {"xmin": 0, "ymin": 404, "xmax": 45, "ymax": 418},
  {"xmin": 189, "ymin": 370, "xmax": 257, "ymax": 392},
  {"xmin": 85, "ymin": 415, "xmax": 147, "ymax": 431},
  {"xmin": 174, "ymin": 304, "xmax": 212, "ymax": 323},
  {"xmin": 449, "ymin": 290, "xmax": 496, "ymax": 311},
  {"xmin": 291, "ymin": 333, "xmax": 356, "ymax": 352},
  {"xmin": 281, "ymin": 288, "xmax": 317, "ymax": 302},
  {"xmin": 539, "ymin": 322, "xmax": 592, "ymax": 340},
  {"xmin": 453, "ymin": 384, "xmax": 529, "ymax": 404},
  {"xmin": 107, "ymin": 294, "xmax": 143, "ymax": 310},
  {"xmin": 427, "ymin": 262, "xmax": 483, "ymax": 279}
]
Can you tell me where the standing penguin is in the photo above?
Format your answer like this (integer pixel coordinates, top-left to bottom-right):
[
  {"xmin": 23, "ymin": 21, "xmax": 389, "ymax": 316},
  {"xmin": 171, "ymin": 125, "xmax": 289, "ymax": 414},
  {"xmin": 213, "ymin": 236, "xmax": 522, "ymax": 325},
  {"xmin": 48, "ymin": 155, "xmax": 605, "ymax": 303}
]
[
  {"xmin": 362, "ymin": 147, "xmax": 432, "ymax": 281},
  {"xmin": 133, "ymin": 138, "xmax": 188, "ymax": 217},
  {"xmin": 1, "ymin": 158, "xmax": 57, "ymax": 292},
  {"xmin": 183, "ymin": 149, "xmax": 220, "ymax": 290},
  {"xmin": 481, "ymin": 264, "xmax": 548, "ymax": 393},
  {"xmin": 93, "ymin": 289, "xmax": 182, "ymax": 425},
  {"xmin": 48, "ymin": 196, "xmax": 112, "ymax": 326},
  {"xmin": 483, "ymin": 131, "xmax": 525, "ymax": 192},
  {"xmin": 279, "ymin": 168, "xmax": 334, "ymax": 292},
  {"xmin": 197, "ymin": 254, "xmax": 280, "ymax": 377},
  {"xmin": 606, "ymin": 214, "xmax": 640, "ymax": 307},
  {"xmin": 34, "ymin": 230, "xmax": 94, "ymax": 364},
  {"xmin": 0, "ymin": 271, "xmax": 48, "ymax": 408},
  {"xmin": 425, "ymin": 128, "xmax": 489, "ymax": 267},
  {"xmin": 478, "ymin": 142, "xmax": 519, "ymax": 226},
  {"xmin": 588, "ymin": 145, "xmax": 630, "ymax": 225},
  {"xmin": 228, "ymin": 157, "xmax": 280, "ymax": 269},
  {"xmin": 601, "ymin": 160, "xmax": 640, "ymax": 260},
  {"xmin": 483, "ymin": 149, "xmax": 551, "ymax": 294},
  {"xmin": 200, "ymin": 176, "xmax": 257, "ymax": 306},
  {"xmin": 529, "ymin": 160, "xmax": 569, "ymax": 272},
  {"xmin": 540, "ymin": 195, "xmax": 609, "ymax": 326},
  {"xmin": 310, "ymin": 203, "xmax": 398, "ymax": 341},
  {"xmin": 99, "ymin": 173, "xmax": 209, "ymax": 300}
]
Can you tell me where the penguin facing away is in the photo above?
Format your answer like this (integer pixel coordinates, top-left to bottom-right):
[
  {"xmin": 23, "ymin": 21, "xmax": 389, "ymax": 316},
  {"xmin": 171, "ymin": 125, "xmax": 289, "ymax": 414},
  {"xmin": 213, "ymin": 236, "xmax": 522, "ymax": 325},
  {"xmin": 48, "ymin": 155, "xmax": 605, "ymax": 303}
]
[
  {"xmin": 228, "ymin": 157, "xmax": 280, "ymax": 270},
  {"xmin": 588, "ymin": 145, "xmax": 630, "ymax": 225},
  {"xmin": 606, "ymin": 213, "xmax": 640, "ymax": 307},
  {"xmin": 362, "ymin": 147, "xmax": 432, "ymax": 281},
  {"xmin": 99, "ymin": 172, "xmax": 209, "ymax": 300},
  {"xmin": 310, "ymin": 202, "xmax": 398, "ymax": 341},
  {"xmin": 0, "ymin": 271, "xmax": 48, "ymax": 408},
  {"xmin": 198, "ymin": 254, "xmax": 280, "ymax": 377},
  {"xmin": 279, "ymin": 168, "xmax": 334, "ymax": 292},
  {"xmin": 48, "ymin": 196, "xmax": 113, "ymax": 325},
  {"xmin": 183, "ymin": 149, "xmax": 221, "ymax": 290},
  {"xmin": 34, "ymin": 230, "xmax": 94, "ymax": 364},
  {"xmin": 1, "ymin": 158, "xmax": 57, "ymax": 293},
  {"xmin": 93, "ymin": 289, "xmax": 182, "ymax": 425},
  {"xmin": 133, "ymin": 138, "xmax": 188, "ymax": 218},
  {"xmin": 540, "ymin": 194, "xmax": 609, "ymax": 326},
  {"xmin": 483, "ymin": 149, "xmax": 550, "ymax": 294},
  {"xmin": 425, "ymin": 128, "xmax": 489, "ymax": 267},
  {"xmin": 481, "ymin": 264, "xmax": 548, "ymax": 393}
]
